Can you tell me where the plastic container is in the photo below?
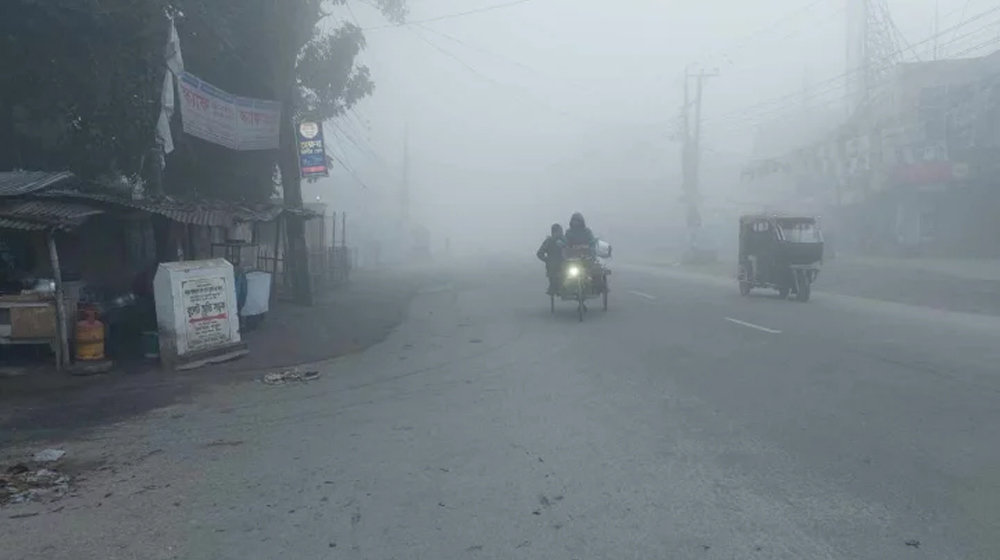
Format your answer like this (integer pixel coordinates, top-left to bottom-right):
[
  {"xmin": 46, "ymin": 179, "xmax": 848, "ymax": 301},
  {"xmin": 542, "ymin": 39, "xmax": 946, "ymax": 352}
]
[
  {"xmin": 75, "ymin": 309, "xmax": 105, "ymax": 361},
  {"xmin": 596, "ymin": 239, "xmax": 612, "ymax": 259},
  {"xmin": 142, "ymin": 331, "xmax": 159, "ymax": 359}
]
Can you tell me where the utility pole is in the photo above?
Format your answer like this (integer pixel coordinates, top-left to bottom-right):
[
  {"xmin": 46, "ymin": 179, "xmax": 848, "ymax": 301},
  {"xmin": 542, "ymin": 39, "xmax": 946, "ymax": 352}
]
[
  {"xmin": 680, "ymin": 68, "xmax": 717, "ymax": 256},
  {"xmin": 932, "ymin": 0, "xmax": 940, "ymax": 60},
  {"xmin": 401, "ymin": 122, "xmax": 410, "ymax": 224}
]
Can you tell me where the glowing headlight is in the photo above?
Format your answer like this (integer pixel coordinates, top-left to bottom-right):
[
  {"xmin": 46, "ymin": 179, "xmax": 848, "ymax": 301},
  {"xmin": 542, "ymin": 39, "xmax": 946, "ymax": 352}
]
[{"xmin": 567, "ymin": 266, "xmax": 580, "ymax": 277}]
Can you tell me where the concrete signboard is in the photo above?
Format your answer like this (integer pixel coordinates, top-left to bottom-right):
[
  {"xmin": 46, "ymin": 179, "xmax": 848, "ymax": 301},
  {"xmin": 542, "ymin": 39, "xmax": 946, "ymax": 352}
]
[{"xmin": 154, "ymin": 259, "xmax": 246, "ymax": 370}]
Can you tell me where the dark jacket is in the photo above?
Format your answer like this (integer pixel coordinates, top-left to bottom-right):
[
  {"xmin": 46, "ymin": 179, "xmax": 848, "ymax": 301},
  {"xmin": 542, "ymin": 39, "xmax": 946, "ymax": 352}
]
[
  {"xmin": 565, "ymin": 226, "xmax": 596, "ymax": 253},
  {"xmin": 536, "ymin": 235, "xmax": 565, "ymax": 269}
]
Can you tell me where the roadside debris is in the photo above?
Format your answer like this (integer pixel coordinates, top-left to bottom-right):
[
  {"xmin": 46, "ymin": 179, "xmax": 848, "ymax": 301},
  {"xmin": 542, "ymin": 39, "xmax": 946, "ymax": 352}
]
[
  {"xmin": 1, "ymin": 456, "xmax": 73, "ymax": 506},
  {"xmin": 261, "ymin": 369, "xmax": 320, "ymax": 386},
  {"xmin": 33, "ymin": 449, "xmax": 66, "ymax": 463}
]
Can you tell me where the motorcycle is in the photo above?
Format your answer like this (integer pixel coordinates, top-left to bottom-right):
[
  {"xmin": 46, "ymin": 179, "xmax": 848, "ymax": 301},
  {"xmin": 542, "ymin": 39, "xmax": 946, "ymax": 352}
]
[{"xmin": 551, "ymin": 245, "xmax": 610, "ymax": 322}]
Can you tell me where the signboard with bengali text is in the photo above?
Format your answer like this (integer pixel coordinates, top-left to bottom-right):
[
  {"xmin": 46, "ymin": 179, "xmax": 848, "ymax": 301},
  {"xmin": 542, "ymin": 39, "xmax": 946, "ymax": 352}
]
[
  {"xmin": 297, "ymin": 121, "xmax": 329, "ymax": 178},
  {"xmin": 180, "ymin": 276, "xmax": 232, "ymax": 353},
  {"xmin": 179, "ymin": 72, "xmax": 281, "ymax": 151}
]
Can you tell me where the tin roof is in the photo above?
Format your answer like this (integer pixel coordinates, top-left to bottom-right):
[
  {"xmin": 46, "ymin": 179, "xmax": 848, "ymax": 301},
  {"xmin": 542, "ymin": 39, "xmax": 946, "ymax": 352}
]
[
  {"xmin": 0, "ymin": 171, "xmax": 76, "ymax": 197},
  {"xmin": 35, "ymin": 190, "xmax": 319, "ymax": 226},
  {"xmin": 0, "ymin": 200, "xmax": 104, "ymax": 230}
]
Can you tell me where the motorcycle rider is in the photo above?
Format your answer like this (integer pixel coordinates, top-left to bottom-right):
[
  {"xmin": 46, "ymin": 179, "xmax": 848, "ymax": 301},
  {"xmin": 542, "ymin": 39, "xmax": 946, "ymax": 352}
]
[
  {"xmin": 564, "ymin": 212, "xmax": 607, "ymax": 290},
  {"xmin": 565, "ymin": 212, "xmax": 596, "ymax": 254},
  {"xmin": 536, "ymin": 223, "xmax": 566, "ymax": 295}
]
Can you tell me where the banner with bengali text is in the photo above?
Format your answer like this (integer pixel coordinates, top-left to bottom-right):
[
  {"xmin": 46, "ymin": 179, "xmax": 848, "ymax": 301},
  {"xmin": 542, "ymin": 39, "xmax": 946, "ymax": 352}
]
[{"xmin": 179, "ymin": 72, "xmax": 281, "ymax": 151}]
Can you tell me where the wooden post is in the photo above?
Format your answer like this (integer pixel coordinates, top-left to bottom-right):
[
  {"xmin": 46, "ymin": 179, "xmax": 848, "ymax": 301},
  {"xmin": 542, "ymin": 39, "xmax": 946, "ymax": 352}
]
[
  {"xmin": 334, "ymin": 210, "xmax": 340, "ymax": 285},
  {"xmin": 341, "ymin": 212, "xmax": 349, "ymax": 282},
  {"xmin": 272, "ymin": 216, "xmax": 283, "ymax": 302},
  {"xmin": 46, "ymin": 229, "xmax": 70, "ymax": 370}
]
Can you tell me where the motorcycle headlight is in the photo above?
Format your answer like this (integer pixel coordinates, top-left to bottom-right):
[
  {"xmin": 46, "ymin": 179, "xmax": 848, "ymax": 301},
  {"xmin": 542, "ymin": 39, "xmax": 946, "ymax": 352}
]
[{"xmin": 567, "ymin": 266, "xmax": 580, "ymax": 277}]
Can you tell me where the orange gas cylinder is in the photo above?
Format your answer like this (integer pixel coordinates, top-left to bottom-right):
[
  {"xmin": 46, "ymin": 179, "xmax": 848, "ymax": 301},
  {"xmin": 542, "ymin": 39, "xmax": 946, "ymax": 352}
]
[{"xmin": 75, "ymin": 309, "xmax": 105, "ymax": 361}]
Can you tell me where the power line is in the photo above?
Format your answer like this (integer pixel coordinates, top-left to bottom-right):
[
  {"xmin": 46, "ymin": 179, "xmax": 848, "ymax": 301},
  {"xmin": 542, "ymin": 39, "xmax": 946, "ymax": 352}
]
[
  {"xmin": 412, "ymin": 22, "xmax": 605, "ymax": 97},
  {"xmin": 951, "ymin": 34, "xmax": 1000, "ymax": 58},
  {"xmin": 363, "ymin": 0, "xmax": 534, "ymax": 31},
  {"xmin": 323, "ymin": 124, "xmax": 372, "ymax": 190},
  {"xmin": 948, "ymin": 0, "xmax": 974, "ymax": 48},
  {"xmin": 327, "ymin": 118, "xmax": 398, "ymax": 181},
  {"xmin": 693, "ymin": 0, "xmax": 830, "ymax": 66},
  {"xmin": 414, "ymin": 23, "xmax": 549, "ymax": 79},
  {"xmin": 403, "ymin": 25, "xmax": 603, "ymax": 124},
  {"xmin": 337, "ymin": 126, "xmax": 393, "ymax": 175},
  {"xmin": 673, "ymin": 0, "xmax": 832, "ymax": 83},
  {"xmin": 716, "ymin": 28, "xmax": 1000, "ymax": 137},
  {"xmin": 705, "ymin": 7, "xmax": 1000, "ymax": 128}
]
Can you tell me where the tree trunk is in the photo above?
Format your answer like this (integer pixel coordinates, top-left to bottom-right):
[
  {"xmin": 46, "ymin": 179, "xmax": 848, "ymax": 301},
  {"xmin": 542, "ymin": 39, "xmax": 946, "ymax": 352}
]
[{"xmin": 278, "ymin": 101, "xmax": 313, "ymax": 305}]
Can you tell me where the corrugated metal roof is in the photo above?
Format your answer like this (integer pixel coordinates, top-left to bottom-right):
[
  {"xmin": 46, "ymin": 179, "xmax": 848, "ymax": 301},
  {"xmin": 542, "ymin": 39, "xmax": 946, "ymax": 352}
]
[
  {"xmin": 0, "ymin": 200, "xmax": 104, "ymax": 231},
  {"xmin": 0, "ymin": 171, "xmax": 76, "ymax": 197},
  {"xmin": 35, "ymin": 190, "xmax": 311, "ymax": 226},
  {"xmin": 0, "ymin": 217, "xmax": 50, "ymax": 231}
]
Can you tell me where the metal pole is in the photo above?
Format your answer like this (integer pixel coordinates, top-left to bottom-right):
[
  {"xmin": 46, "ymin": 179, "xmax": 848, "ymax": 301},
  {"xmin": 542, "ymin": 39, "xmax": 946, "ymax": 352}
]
[
  {"xmin": 341, "ymin": 211, "xmax": 348, "ymax": 281},
  {"xmin": 692, "ymin": 72, "xmax": 705, "ymax": 196},
  {"xmin": 683, "ymin": 69, "xmax": 717, "ymax": 253},
  {"xmin": 932, "ymin": 0, "xmax": 939, "ymax": 60},
  {"xmin": 47, "ymin": 230, "xmax": 69, "ymax": 370},
  {"xmin": 681, "ymin": 68, "xmax": 690, "ymax": 196}
]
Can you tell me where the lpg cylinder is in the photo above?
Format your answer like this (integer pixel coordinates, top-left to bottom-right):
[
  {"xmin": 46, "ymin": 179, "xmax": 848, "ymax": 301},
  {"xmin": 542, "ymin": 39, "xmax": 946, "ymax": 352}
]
[{"xmin": 75, "ymin": 309, "xmax": 105, "ymax": 361}]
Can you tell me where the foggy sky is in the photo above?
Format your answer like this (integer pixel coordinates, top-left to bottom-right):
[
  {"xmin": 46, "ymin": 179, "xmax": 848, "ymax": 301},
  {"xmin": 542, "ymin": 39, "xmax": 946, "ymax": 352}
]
[{"xmin": 305, "ymin": 0, "xmax": 997, "ymax": 253}]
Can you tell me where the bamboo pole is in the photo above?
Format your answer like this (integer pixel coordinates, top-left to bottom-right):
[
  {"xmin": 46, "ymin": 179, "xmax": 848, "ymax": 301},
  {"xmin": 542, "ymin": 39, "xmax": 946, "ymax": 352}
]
[{"xmin": 46, "ymin": 229, "xmax": 70, "ymax": 370}]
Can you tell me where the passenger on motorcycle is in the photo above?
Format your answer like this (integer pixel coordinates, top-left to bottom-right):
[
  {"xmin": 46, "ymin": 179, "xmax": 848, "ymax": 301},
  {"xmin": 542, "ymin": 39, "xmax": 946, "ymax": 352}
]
[
  {"xmin": 536, "ymin": 223, "xmax": 566, "ymax": 295},
  {"xmin": 565, "ymin": 212, "xmax": 596, "ymax": 252}
]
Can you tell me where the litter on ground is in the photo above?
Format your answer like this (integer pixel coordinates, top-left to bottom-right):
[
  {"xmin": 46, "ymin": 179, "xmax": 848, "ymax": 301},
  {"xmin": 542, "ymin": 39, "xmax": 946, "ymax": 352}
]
[
  {"xmin": 261, "ymin": 370, "xmax": 321, "ymax": 386},
  {"xmin": 1, "ymin": 460, "xmax": 72, "ymax": 506}
]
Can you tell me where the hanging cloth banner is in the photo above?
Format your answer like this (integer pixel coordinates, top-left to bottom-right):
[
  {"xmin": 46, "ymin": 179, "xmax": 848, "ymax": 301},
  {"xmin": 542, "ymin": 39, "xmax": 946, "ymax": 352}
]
[
  {"xmin": 155, "ymin": 18, "xmax": 185, "ymax": 160},
  {"xmin": 178, "ymin": 72, "xmax": 282, "ymax": 151},
  {"xmin": 297, "ymin": 121, "xmax": 329, "ymax": 178}
]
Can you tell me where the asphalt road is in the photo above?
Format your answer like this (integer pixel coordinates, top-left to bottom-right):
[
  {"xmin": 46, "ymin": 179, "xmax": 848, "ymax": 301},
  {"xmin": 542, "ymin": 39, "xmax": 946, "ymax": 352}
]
[{"xmin": 4, "ymin": 257, "xmax": 1000, "ymax": 559}]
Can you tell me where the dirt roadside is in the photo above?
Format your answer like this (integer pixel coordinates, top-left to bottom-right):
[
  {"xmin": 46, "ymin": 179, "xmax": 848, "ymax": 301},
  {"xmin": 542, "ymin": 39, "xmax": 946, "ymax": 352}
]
[{"xmin": 0, "ymin": 266, "xmax": 443, "ymax": 448}]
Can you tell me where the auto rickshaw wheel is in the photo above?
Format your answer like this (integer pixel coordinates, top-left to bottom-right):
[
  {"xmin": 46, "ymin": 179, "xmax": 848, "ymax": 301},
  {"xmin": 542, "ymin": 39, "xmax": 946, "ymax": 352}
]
[
  {"xmin": 602, "ymin": 275, "xmax": 609, "ymax": 311},
  {"xmin": 795, "ymin": 270, "xmax": 811, "ymax": 302},
  {"xmin": 796, "ymin": 281, "xmax": 811, "ymax": 302},
  {"xmin": 738, "ymin": 265, "xmax": 752, "ymax": 296}
]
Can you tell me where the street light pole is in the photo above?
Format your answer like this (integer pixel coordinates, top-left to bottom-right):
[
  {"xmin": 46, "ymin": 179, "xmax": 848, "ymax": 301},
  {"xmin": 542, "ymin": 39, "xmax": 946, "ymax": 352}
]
[{"xmin": 681, "ymin": 68, "xmax": 717, "ymax": 255}]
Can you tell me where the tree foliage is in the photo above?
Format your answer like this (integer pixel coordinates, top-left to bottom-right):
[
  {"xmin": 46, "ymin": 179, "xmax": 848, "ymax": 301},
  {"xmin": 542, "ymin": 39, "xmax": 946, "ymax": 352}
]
[
  {"xmin": 0, "ymin": 0, "xmax": 169, "ymax": 178},
  {"xmin": 1, "ymin": 0, "xmax": 406, "ymax": 202}
]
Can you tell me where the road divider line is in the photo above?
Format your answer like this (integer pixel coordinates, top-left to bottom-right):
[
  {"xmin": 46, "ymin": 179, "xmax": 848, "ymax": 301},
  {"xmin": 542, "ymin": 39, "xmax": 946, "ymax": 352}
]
[
  {"xmin": 724, "ymin": 317, "xmax": 781, "ymax": 334},
  {"xmin": 628, "ymin": 290, "xmax": 657, "ymax": 300}
]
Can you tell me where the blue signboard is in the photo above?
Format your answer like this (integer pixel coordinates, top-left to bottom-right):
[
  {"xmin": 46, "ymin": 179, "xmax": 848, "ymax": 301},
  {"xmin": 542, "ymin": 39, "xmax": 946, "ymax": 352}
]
[{"xmin": 297, "ymin": 121, "xmax": 329, "ymax": 178}]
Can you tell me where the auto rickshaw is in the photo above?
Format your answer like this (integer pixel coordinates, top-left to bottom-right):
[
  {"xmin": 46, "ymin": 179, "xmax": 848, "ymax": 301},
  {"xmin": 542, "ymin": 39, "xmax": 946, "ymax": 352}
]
[{"xmin": 737, "ymin": 214, "xmax": 823, "ymax": 302}]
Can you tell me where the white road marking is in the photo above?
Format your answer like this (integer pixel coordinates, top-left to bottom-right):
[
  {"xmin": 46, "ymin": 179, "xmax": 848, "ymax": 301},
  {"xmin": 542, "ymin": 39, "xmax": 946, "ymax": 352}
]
[
  {"xmin": 724, "ymin": 317, "xmax": 782, "ymax": 334},
  {"xmin": 628, "ymin": 290, "xmax": 657, "ymax": 300}
]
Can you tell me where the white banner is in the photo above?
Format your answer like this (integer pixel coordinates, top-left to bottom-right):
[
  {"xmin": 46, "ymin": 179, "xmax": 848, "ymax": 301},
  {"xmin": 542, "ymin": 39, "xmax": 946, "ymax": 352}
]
[
  {"xmin": 179, "ymin": 72, "xmax": 281, "ymax": 151},
  {"xmin": 155, "ymin": 18, "xmax": 184, "ymax": 157}
]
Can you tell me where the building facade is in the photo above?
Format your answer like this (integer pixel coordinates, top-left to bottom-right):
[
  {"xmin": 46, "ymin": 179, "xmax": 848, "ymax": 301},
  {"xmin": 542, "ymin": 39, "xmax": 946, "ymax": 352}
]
[{"xmin": 744, "ymin": 50, "xmax": 1000, "ymax": 257}]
